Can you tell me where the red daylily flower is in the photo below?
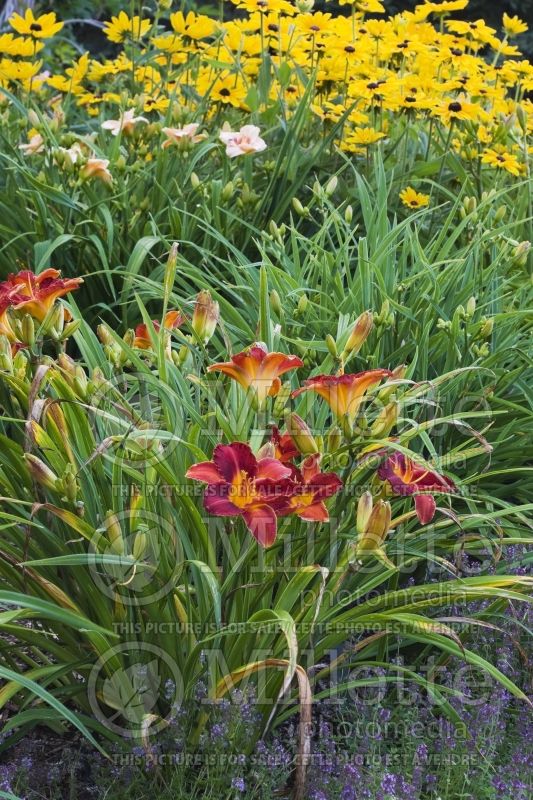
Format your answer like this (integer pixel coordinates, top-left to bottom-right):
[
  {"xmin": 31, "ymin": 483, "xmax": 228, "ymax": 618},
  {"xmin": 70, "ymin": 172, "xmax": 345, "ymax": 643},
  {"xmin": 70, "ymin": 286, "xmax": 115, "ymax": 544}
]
[
  {"xmin": 271, "ymin": 425, "xmax": 299, "ymax": 464},
  {"xmin": 0, "ymin": 292, "xmax": 20, "ymax": 343},
  {"xmin": 283, "ymin": 454, "xmax": 343, "ymax": 522},
  {"xmin": 378, "ymin": 452, "xmax": 456, "ymax": 524},
  {"xmin": 0, "ymin": 269, "xmax": 83, "ymax": 322},
  {"xmin": 186, "ymin": 442, "xmax": 293, "ymax": 547},
  {"xmin": 292, "ymin": 369, "xmax": 392, "ymax": 422},
  {"xmin": 133, "ymin": 310, "xmax": 185, "ymax": 350},
  {"xmin": 207, "ymin": 342, "xmax": 304, "ymax": 406}
]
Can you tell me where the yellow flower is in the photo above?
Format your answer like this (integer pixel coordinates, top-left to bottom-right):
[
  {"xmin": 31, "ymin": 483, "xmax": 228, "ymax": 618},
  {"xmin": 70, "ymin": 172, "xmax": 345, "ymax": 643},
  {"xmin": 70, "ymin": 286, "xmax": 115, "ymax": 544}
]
[
  {"xmin": 0, "ymin": 33, "xmax": 44, "ymax": 57},
  {"xmin": 481, "ymin": 149, "xmax": 522, "ymax": 177},
  {"xmin": 169, "ymin": 11, "xmax": 217, "ymax": 40},
  {"xmin": 103, "ymin": 12, "xmax": 152, "ymax": 44},
  {"xmin": 9, "ymin": 9, "xmax": 63, "ymax": 39},
  {"xmin": 399, "ymin": 187, "xmax": 430, "ymax": 209},
  {"xmin": 345, "ymin": 128, "xmax": 386, "ymax": 146},
  {"xmin": 502, "ymin": 13, "xmax": 528, "ymax": 37}
]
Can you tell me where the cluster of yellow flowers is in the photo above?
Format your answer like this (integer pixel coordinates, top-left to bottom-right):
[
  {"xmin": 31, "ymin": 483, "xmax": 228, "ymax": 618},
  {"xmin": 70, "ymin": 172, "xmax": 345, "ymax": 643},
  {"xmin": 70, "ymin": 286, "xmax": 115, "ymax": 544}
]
[{"xmin": 1, "ymin": 1, "xmax": 532, "ymax": 176}]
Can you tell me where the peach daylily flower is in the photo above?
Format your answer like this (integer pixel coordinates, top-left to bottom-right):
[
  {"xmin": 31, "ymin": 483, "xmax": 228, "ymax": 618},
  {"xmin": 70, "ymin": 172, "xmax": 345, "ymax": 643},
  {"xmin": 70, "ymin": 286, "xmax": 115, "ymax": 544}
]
[
  {"xmin": 162, "ymin": 124, "xmax": 207, "ymax": 148},
  {"xmin": 219, "ymin": 125, "xmax": 267, "ymax": 158},
  {"xmin": 19, "ymin": 133, "xmax": 45, "ymax": 155},
  {"xmin": 82, "ymin": 158, "xmax": 112, "ymax": 184},
  {"xmin": 101, "ymin": 108, "xmax": 148, "ymax": 136}
]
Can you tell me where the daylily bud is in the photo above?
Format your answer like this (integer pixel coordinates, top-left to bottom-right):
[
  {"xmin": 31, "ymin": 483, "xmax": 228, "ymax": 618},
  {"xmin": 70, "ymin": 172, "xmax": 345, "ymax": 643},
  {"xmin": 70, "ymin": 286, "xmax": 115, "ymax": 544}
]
[
  {"xmin": 371, "ymin": 402, "xmax": 398, "ymax": 438},
  {"xmin": 296, "ymin": 294, "xmax": 308, "ymax": 315},
  {"xmin": 21, "ymin": 314, "xmax": 35, "ymax": 347},
  {"xmin": 97, "ymin": 324, "xmax": 113, "ymax": 346},
  {"xmin": 513, "ymin": 241, "xmax": 531, "ymax": 267},
  {"xmin": 466, "ymin": 297, "xmax": 476, "ymax": 317},
  {"xmin": 61, "ymin": 464, "xmax": 78, "ymax": 503},
  {"xmin": 377, "ymin": 364, "xmax": 405, "ymax": 403},
  {"xmin": 190, "ymin": 172, "xmax": 200, "ymax": 189},
  {"xmin": 285, "ymin": 412, "xmax": 319, "ymax": 455},
  {"xmin": 221, "ymin": 181, "xmax": 234, "ymax": 201},
  {"xmin": 272, "ymin": 382, "xmax": 292, "ymax": 417},
  {"xmin": 345, "ymin": 205, "xmax": 353, "ymax": 223},
  {"xmin": 325, "ymin": 334, "xmax": 338, "ymax": 359},
  {"xmin": 270, "ymin": 289, "xmax": 282, "ymax": 317},
  {"xmin": 24, "ymin": 454, "xmax": 59, "ymax": 491},
  {"xmin": 325, "ymin": 176, "xmax": 338, "ymax": 196},
  {"xmin": 133, "ymin": 531, "xmax": 148, "ymax": 560},
  {"xmin": 356, "ymin": 491, "xmax": 373, "ymax": 535},
  {"xmin": 479, "ymin": 317, "xmax": 494, "ymax": 338},
  {"xmin": 192, "ymin": 290, "xmax": 219, "ymax": 344},
  {"xmin": 104, "ymin": 510, "xmax": 124, "ymax": 554},
  {"xmin": 516, "ymin": 104, "xmax": 527, "ymax": 134},
  {"xmin": 292, "ymin": 197, "xmax": 307, "ymax": 217},
  {"xmin": 164, "ymin": 243, "xmax": 178, "ymax": 299},
  {"xmin": 327, "ymin": 425, "xmax": 342, "ymax": 452},
  {"xmin": 296, "ymin": 0, "xmax": 315, "ymax": 12},
  {"xmin": 356, "ymin": 500, "xmax": 391, "ymax": 556},
  {"xmin": 494, "ymin": 205, "xmax": 506, "ymax": 223},
  {"xmin": 342, "ymin": 311, "xmax": 373, "ymax": 359}
]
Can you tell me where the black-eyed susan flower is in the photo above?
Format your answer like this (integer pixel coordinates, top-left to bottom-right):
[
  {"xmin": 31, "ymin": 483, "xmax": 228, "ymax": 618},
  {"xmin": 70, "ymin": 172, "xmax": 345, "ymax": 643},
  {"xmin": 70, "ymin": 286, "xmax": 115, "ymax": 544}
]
[
  {"xmin": 481, "ymin": 148, "xmax": 522, "ymax": 177},
  {"xmin": 9, "ymin": 9, "xmax": 63, "ymax": 39},
  {"xmin": 502, "ymin": 13, "xmax": 528, "ymax": 38},
  {"xmin": 399, "ymin": 187, "xmax": 430, "ymax": 209},
  {"xmin": 103, "ymin": 12, "xmax": 152, "ymax": 44}
]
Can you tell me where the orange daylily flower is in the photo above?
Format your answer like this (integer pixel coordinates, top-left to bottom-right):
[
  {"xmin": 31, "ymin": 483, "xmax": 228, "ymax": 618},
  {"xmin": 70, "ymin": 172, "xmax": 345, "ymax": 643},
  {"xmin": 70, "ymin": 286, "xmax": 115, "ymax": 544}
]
[
  {"xmin": 292, "ymin": 369, "xmax": 392, "ymax": 423},
  {"xmin": 1, "ymin": 269, "xmax": 83, "ymax": 322},
  {"xmin": 133, "ymin": 310, "xmax": 185, "ymax": 349},
  {"xmin": 207, "ymin": 342, "xmax": 304, "ymax": 406}
]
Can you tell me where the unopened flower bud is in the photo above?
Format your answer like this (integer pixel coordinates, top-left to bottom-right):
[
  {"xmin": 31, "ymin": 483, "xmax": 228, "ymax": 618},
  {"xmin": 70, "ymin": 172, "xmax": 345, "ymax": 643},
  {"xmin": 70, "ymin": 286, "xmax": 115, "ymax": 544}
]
[
  {"xmin": 479, "ymin": 317, "xmax": 494, "ymax": 338},
  {"xmin": 327, "ymin": 425, "xmax": 342, "ymax": 452},
  {"xmin": 192, "ymin": 290, "xmax": 219, "ymax": 344},
  {"xmin": 356, "ymin": 500, "xmax": 391, "ymax": 556},
  {"xmin": 325, "ymin": 175, "xmax": 338, "ymax": 196},
  {"xmin": 24, "ymin": 454, "xmax": 59, "ymax": 491},
  {"xmin": 97, "ymin": 324, "xmax": 113, "ymax": 346},
  {"xmin": 494, "ymin": 205, "xmax": 506, "ymax": 223},
  {"xmin": 371, "ymin": 402, "xmax": 398, "ymax": 438},
  {"xmin": 466, "ymin": 297, "xmax": 476, "ymax": 317},
  {"xmin": 285, "ymin": 412, "xmax": 319, "ymax": 455},
  {"xmin": 270, "ymin": 289, "xmax": 282, "ymax": 317},
  {"xmin": 190, "ymin": 172, "xmax": 200, "ymax": 189},
  {"xmin": 104, "ymin": 510, "xmax": 124, "ymax": 554},
  {"xmin": 133, "ymin": 531, "xmax": 148, "ymax": 560},
  {"xmin": 356, "ymin": 491, "xmax": 373, "ymax": 535},
  {"xmin": 296, "ymin": 294, "xmax": 308, "ymax": 315},
  {"xmin": 325, "ymin": 334, "xmax": 337, "ymax": 359},
  {"xmin": 342, "ymin": 311, "xmax": 373, "ymax": 359},
  {"xmin": 21, "ymin": 315, "xmax": 35, "ymax": 346},
  {"xmin": 292, "ymin": 197, "xmax": 306, "ymax": 216},
  {"xmin": 345, "ymin": 204, "xmax": 353, "ymax": 223}
]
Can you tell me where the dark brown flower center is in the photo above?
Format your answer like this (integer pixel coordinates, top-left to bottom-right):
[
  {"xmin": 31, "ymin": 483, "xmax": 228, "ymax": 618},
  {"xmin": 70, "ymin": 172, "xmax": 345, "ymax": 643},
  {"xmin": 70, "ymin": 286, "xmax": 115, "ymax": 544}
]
[
  {"xmin": 448, "ymin": 101, "xmax": 462, "ymax": 112},
  {"xmin": 30, "ymin": 23, "xmax": 42, "ymax": 32}
]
